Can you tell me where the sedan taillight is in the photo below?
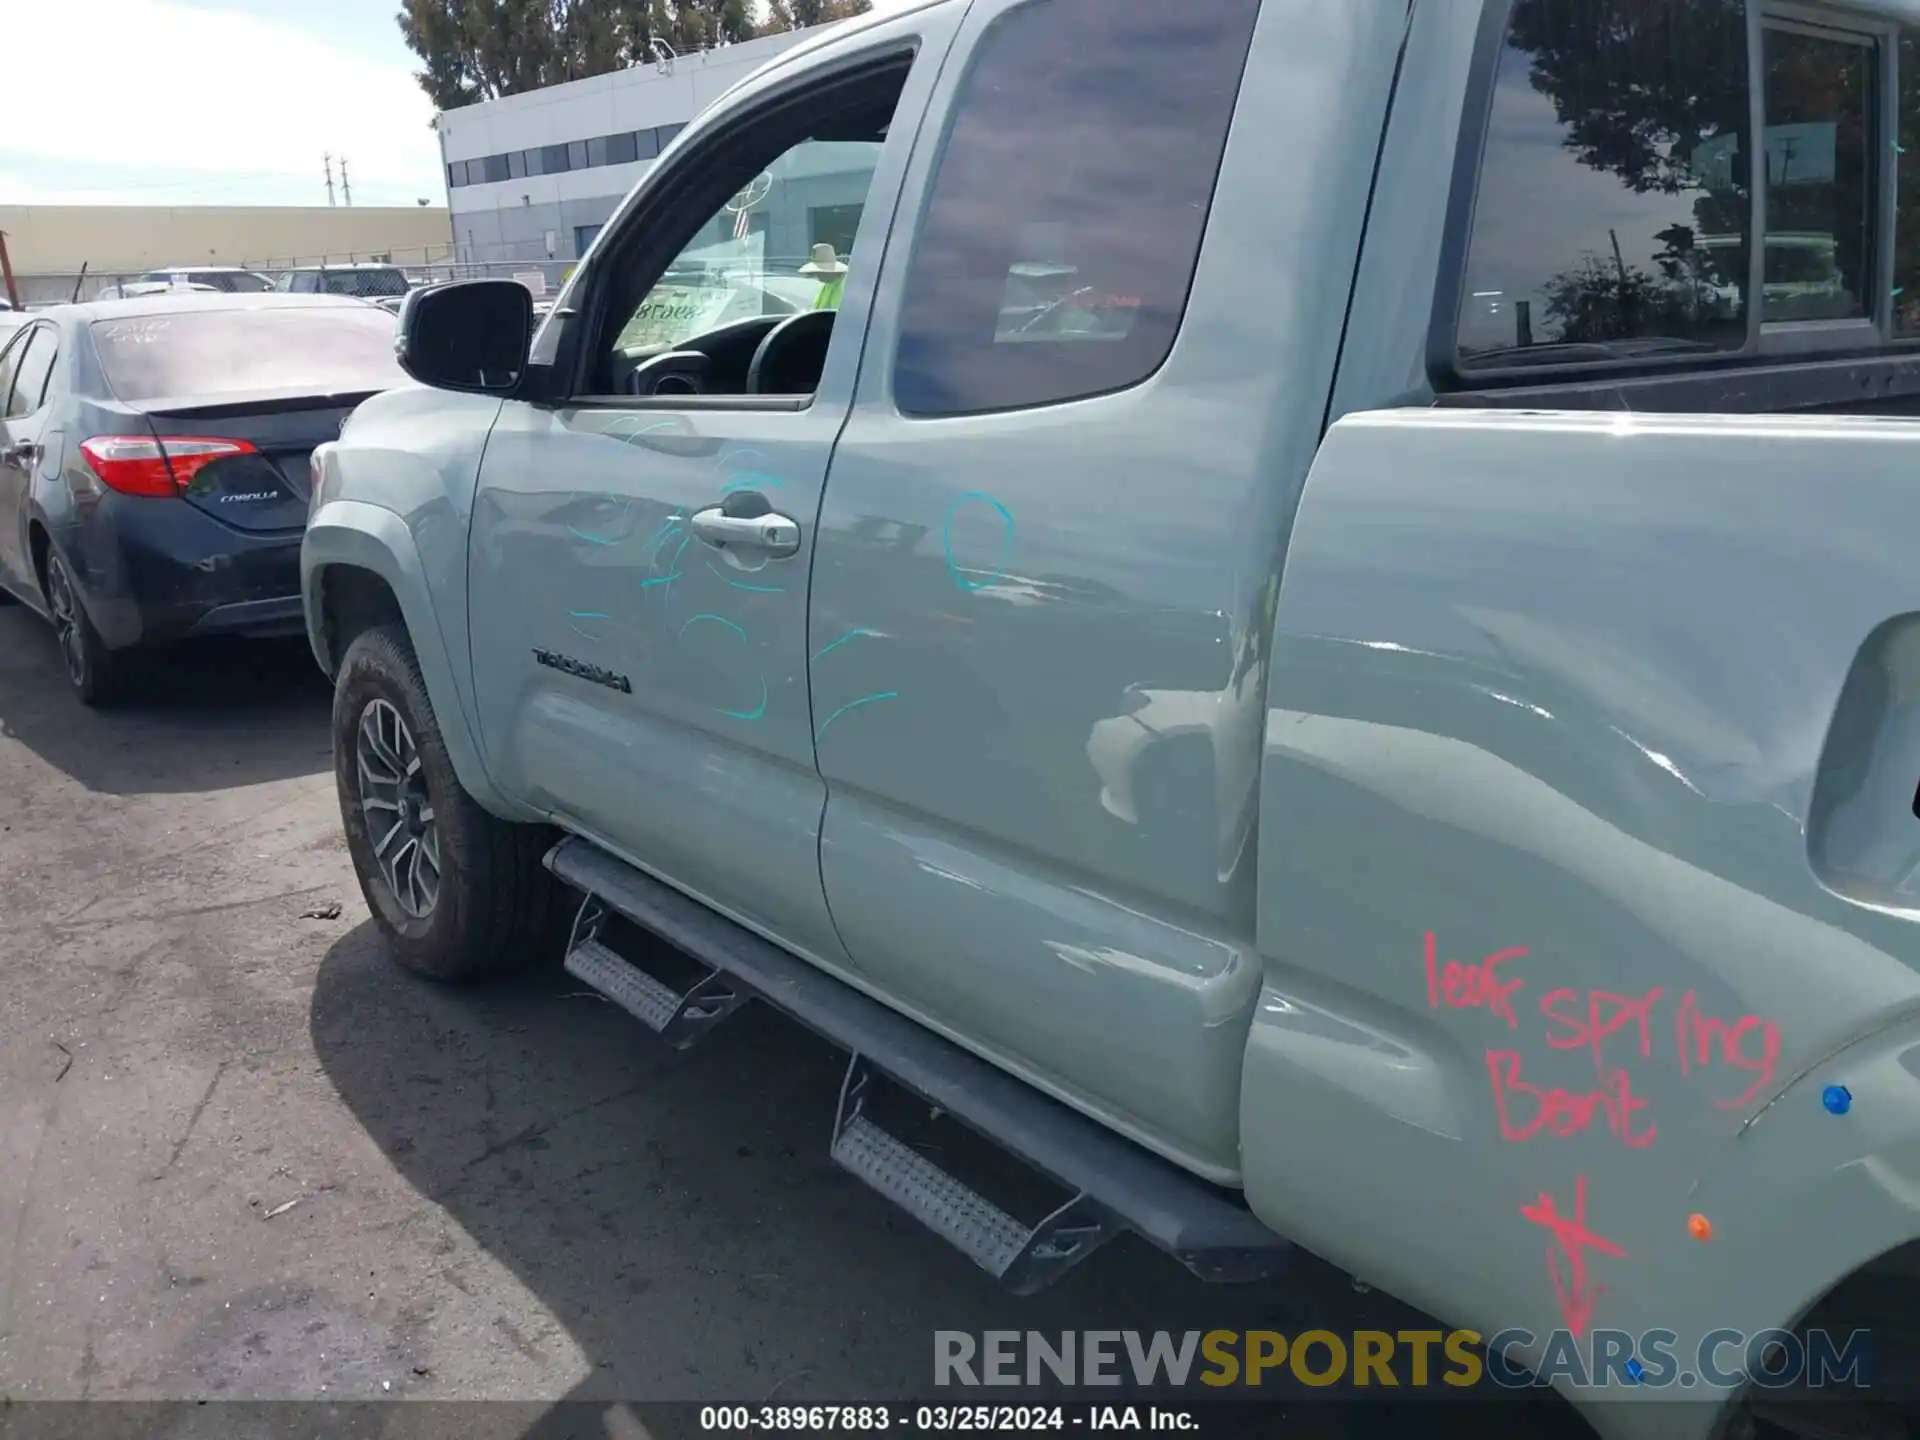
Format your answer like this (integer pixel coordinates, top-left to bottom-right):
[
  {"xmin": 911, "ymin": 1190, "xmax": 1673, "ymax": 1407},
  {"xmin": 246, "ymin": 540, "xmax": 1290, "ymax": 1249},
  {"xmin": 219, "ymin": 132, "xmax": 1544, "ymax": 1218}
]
[{"xmin": 78, "ymin": 436, "xmax": 256, "ymax": 497}]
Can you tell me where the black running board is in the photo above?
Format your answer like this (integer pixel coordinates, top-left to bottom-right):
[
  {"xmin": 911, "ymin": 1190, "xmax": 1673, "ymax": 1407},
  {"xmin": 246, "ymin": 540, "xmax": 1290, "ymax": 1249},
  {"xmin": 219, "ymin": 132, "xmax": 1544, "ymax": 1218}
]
[{"xmin": 544, "ymin": 836, "xmax": 1290, "ymax": 1291}]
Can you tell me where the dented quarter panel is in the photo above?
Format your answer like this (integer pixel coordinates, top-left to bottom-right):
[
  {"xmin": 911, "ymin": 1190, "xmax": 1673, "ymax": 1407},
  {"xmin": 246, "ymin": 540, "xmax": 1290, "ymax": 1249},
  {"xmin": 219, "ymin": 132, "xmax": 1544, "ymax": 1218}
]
[{"xmin": 1250, "ymin": 407, "xmax": 1920, "ymax": 1437}]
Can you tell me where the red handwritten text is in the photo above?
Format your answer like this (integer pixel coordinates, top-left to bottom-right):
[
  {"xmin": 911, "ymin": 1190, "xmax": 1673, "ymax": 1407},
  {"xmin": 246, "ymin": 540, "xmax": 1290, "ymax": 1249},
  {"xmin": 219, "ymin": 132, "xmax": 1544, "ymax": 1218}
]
[
  {"xmin": 1675, "ymin": 990, "xmax": 1781, "ymax": 1110},
  {"xmin": 1424, "ymin": 931, "xmax": 1528, "ymax": 1030},
  {"xmin": 1521, "ymin": 1176, "xmax": 1625, "ymax": 1338},
  {"xmin": 1540, "ymin": 986, "xmax": 1665, "ymax": 1081},
  {"xmin": 1486, "ymin": 1050, "xmax": 1657, "ymax": 1149}
]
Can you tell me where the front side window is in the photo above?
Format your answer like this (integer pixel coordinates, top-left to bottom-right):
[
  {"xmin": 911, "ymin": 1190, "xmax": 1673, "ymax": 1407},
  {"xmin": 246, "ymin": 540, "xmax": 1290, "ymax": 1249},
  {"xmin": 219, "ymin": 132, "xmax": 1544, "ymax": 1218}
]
[
  {"xmin": 592, "ymin": 65, "xmax": 908, "ymax": 398},
  {"xmin": 1456, "ymin": 0, "xmax": 1753, "ymax": 371},
  {"xmin": 891, "ymin": 0, "xmax": 1261, "ymax": 418}
]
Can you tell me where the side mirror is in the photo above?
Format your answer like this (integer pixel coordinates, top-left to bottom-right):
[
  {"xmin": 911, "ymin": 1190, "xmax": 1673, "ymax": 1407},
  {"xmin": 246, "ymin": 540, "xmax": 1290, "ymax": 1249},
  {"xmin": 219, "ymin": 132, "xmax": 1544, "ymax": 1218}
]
[{"xmin": 396, "ymin": 279, "xmax": 534, "ymax": 395}]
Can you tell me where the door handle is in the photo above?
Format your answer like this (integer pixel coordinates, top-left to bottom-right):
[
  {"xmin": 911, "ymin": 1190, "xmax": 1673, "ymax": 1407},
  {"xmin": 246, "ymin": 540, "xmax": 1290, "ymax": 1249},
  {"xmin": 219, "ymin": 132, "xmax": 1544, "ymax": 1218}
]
[{"xmin": 689, "ymin": 505, "xmax": 801, "ymax": 558}]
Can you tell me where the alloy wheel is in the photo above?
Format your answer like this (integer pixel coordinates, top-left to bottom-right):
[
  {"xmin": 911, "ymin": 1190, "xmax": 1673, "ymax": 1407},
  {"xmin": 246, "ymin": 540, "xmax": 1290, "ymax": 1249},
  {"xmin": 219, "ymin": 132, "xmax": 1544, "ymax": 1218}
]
[
  {"xmin": 355, "ymin": 697, "xmax": 442, "ymax": 919},
  {"xmin": 45, "ymin": 559, "xmax": 85, "ymax": 689}
]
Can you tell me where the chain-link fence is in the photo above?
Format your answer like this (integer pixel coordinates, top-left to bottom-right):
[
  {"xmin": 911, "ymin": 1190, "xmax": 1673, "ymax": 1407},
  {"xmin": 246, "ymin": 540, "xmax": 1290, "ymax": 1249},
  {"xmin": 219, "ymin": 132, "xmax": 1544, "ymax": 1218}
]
[{"xmin": 8, "ymin": 250, "xmax": 581, "ymax": 311}]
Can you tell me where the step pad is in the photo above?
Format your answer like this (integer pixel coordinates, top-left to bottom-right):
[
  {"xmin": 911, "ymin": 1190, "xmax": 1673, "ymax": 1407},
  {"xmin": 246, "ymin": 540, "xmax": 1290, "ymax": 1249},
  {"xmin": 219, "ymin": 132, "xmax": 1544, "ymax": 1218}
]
[
  {"xmin": 565, "ymin": 936, "xmax": 681, "ymax": 1032},
  {"xmin": 833, "ymin": 1113, "xmax": 1033, "ymax": 1277},
  {"xmin": 829, "ymin": 1057, "xmax": 1119, "ymax": 1293},
  {"xmin": 562, "ymin": 895, "xmax": 750, "ymax": 1050}
]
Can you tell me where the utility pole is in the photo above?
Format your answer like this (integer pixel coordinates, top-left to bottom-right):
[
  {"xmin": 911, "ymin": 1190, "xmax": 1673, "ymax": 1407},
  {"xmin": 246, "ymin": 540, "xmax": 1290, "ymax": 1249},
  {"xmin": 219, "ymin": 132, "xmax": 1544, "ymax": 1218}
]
[
  {"xmin": 340, "ymin": 157, "xmax": 352, "ymax": 207},
  {"xmin": 324, "ymin": 153, "xmax": 336, "ymax": 207},
  {"xmin": 0, "ymin": 231, "xmax": 18, "ymax": 310}
]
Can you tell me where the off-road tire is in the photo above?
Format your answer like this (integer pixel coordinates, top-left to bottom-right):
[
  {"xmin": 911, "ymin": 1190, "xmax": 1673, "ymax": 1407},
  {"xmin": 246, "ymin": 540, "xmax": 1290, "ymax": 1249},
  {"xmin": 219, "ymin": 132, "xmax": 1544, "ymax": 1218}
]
[{"xmin": 333, "ymin": 622, "xmax": 567, "ymax": 981}]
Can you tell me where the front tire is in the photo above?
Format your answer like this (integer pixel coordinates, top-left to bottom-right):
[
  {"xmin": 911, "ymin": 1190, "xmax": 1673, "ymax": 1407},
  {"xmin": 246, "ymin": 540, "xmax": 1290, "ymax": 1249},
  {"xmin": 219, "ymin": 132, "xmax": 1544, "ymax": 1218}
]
[
  {"xmin": 44, "ymin": 548, "xmax": 127, "ymax": 707},
  {"xmin": 333, "ymin": 622, "xmax": 566, "ymax": 981}
]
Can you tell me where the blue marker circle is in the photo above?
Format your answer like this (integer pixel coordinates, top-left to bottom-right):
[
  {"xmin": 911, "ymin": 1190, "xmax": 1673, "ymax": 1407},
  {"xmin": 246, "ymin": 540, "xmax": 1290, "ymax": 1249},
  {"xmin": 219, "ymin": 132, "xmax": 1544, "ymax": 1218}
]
[
  {"xmin": 1624, "ymin": 1359, "xmax": 1645, "ymax": 1384},
  {"xmin": 942, "ymin": 492, "xmax": 1015, "ymax": 593},
  {"xmin": 1823, "ymin": 1084, "xmax": 1853, "ymax": 1116}
]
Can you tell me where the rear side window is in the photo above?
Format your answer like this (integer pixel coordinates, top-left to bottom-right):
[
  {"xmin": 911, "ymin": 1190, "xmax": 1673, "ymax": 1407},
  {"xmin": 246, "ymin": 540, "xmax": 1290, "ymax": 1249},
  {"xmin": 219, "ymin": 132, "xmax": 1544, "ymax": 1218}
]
[
  {"xmin": 5, "ymin": 328, "xmax": 57, "ymax": 418},
  {"xmin": 891, "ymin": 0, "xmax": 1260, "ymax": 417},
  {"xmin": 1456, "ymin": 0, "xmax": 1754, "ymax": 371},
  {"xmin": 189, "ymin": 271, "xmax": 273, "ymax": 294},
  {"xmin": 91, "ymin": 308, "xmax": 407, "ymax": 403}
]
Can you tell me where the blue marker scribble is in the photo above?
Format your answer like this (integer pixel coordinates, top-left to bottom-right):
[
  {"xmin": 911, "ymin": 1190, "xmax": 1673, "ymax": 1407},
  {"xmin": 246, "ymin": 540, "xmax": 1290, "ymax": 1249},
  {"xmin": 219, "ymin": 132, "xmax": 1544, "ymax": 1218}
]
[
  {"xmin": 817, "ymin": 691, "xmax": 899, "ymax": 738},
  {"xmin": 565, "ymin": 495, "xmax": 639, "ymax": 546},
  {"xmin": 942, "ymin": 491, "xmax": 1015, "ymax": 592},
  {"xmin": 642, "ymin": 514, "xmax": 685, "ymax": 558},
  {"xmin": 567, "ymin": 610, "xmax": 612, "ymax": 639},
  {"xmin": 676, "ymin": 612, "xmax": 766, "ymax": 720},
  {"xmin": 679, "ymin": 613, "xmax": 748, "ymax": 642},
  {"xmin": 721, "ymin": 473, "xmax": 786, "ymax": 495},
  {"xmin": 605, "ymin": 417, "xmax": 682, "ymax": 447},
  {"xmin": 706, "ymin": 558, "xmax": 785, "ymax": 593},
  {"xmin": 813, "ymin": 627, "xmax": 882, "ymax": 660},
  {"xmin": 718, "ymin": 676, "xmax": 769, "ymax": 722}
]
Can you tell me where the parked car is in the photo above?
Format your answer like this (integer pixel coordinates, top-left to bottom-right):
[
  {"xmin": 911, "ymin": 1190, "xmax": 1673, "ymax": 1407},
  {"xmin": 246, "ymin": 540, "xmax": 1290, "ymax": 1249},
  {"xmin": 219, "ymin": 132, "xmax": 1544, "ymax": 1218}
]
[
  {"xmin": 134, "ymin": 266, "xmax": 276, "ymax": 294},
  {"xmin": 0, "ymin": 293, "xmax": 405, "ymax": 703},
  {"xmin": 274, "ymin": 264, "xmax": 410, "ymax": 301},
  {"xmin": 94, "ymin": 281, "xmax": 219, "ymax": 301},
  {"xmin": 303, "ymin": 2, "xmax": 1920, "ymax": 1437}
]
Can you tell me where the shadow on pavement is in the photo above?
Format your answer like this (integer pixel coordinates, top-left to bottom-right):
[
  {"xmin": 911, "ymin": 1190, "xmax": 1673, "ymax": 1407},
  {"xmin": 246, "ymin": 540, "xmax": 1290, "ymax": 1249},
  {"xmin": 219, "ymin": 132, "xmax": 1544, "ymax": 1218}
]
[
  {"xmin": 0, "ymin": 608, "xmax": 332, "ymax": 795},
  {"xmin": 311, "ymin": 919, "xmax": 1590, "ymax": 1438}
]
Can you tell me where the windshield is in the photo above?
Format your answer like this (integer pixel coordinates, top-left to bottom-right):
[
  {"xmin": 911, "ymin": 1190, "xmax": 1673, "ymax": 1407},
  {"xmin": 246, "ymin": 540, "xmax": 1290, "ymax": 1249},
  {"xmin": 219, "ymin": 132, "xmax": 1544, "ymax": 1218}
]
[{"xmin": 91, "ymin": 306, "xmax": 408, "ymax": 402}]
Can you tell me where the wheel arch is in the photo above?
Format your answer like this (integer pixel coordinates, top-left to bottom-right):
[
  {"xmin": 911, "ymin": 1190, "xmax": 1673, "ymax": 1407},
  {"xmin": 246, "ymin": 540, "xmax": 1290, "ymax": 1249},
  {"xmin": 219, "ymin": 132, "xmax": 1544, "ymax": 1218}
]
[{"xmin": 303, "ymin": 499, "xmax": 534, "ymax": 823}]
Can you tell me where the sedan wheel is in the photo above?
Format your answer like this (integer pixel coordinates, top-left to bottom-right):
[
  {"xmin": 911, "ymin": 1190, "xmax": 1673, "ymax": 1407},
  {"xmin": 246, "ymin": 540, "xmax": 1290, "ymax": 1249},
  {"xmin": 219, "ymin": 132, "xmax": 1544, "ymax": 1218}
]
[{"xmin": 44, "ymin": 557, "xmax": 86, "ymax": 689}]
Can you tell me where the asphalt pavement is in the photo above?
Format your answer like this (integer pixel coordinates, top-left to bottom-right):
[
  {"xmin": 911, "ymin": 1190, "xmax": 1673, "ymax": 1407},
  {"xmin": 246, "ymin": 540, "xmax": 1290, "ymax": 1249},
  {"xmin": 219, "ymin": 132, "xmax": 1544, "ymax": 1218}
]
[{"xmin": 0, "ymin": 603, "xmax": 1589, "ymax": 1439}]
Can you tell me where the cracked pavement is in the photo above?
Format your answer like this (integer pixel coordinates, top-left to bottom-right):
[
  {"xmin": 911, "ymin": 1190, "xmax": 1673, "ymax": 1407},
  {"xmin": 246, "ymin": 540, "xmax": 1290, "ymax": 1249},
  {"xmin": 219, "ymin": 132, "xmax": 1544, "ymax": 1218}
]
[{"xmin": 0, "ymin": 607, "xmax": 1584, "ymax": 1436}]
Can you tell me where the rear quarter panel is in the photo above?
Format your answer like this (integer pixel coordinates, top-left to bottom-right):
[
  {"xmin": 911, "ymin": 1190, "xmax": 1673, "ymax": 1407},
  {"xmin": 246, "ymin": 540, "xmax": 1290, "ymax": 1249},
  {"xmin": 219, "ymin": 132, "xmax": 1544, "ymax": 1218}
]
[{"xmin": 1250, "ymin": 407, "xmax": 1920, "ymax": 1437}]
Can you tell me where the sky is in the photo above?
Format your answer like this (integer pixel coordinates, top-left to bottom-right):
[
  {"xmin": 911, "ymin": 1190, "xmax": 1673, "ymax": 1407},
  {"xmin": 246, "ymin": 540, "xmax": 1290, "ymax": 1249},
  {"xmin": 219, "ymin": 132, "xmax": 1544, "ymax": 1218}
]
[{"xmin": 2, "ymin": 0, "xmax": 913, "ymax": 209}]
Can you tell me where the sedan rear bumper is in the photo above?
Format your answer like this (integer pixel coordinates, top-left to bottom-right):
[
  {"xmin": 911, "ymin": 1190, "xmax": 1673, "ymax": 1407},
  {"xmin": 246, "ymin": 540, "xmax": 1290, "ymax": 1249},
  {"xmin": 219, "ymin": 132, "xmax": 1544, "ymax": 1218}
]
[{"xmin": 62, "ymin": 493, "xmax": 304, "ymax": 649}]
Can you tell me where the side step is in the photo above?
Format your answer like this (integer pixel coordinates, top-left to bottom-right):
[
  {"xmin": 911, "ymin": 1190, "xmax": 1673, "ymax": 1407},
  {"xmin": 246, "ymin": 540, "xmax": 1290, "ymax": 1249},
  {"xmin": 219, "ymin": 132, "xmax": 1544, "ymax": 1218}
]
[
  {"xmin": 562, "ymin": 895, "xmax": 750, "ymax": 1050},
  {"xmin": 545, "ymin": 836, "xmax": 1290, "ymax": 1290}
]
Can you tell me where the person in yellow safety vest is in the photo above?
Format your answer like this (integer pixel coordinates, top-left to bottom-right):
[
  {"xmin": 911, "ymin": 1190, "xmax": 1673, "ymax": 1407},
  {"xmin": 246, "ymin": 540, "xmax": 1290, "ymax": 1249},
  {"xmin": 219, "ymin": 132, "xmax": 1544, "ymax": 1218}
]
[{"xmin": 801, "ymin": 242, "xmax": 849, "ymax": 310}]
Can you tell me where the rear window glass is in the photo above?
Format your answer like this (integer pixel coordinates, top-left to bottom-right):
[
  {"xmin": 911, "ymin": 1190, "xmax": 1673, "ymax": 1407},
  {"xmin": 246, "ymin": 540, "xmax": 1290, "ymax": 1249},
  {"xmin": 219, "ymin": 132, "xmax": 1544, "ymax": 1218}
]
[
  {"xmin": 321, "ymin": 269, "xmax": 409, "ymax": 297},
  {"xmin": 91, "ymin": 307, "xmax": 407, "ymax": 403},
  {"xmin": 1455, "ymin": 0, "xmax": 1754, "ymax": 371}
]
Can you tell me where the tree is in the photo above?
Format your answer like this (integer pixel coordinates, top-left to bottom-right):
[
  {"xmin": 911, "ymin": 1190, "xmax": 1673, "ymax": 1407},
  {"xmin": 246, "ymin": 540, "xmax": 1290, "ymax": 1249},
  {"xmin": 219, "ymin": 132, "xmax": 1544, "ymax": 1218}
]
[
  {"xmin": 1505, "ymin": 0, "xmax": 1749, "ymax": 196},
  {"xmin": 762, "ymin": 0, "xmax": 870, "ymax": 31},
  {"xmin": 400, "ymin": 0, "xmax": 763, "ymax": 109}
]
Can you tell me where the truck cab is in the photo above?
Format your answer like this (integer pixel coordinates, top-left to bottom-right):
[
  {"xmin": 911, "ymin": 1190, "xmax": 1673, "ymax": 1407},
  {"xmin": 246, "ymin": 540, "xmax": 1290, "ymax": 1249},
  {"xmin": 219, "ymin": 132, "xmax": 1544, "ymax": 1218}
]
[{"xmin": 304, "ymin": 2, "xmax": 1920, "ymax": 1436}]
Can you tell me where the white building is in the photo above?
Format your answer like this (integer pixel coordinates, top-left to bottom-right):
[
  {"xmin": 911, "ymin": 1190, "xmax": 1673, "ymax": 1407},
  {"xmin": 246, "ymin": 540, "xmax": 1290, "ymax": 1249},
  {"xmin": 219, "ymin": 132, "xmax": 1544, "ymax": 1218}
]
[{"xmin": 436, "ymin": 28, "xmax": 829, "ymax": 281}]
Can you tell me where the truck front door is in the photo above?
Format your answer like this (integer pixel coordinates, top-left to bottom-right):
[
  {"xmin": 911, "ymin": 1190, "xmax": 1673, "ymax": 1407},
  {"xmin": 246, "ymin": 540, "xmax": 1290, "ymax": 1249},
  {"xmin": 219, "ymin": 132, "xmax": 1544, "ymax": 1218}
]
[{"xmin": 466, "ymin": 12, "xmax": 955, "ymax": 959}]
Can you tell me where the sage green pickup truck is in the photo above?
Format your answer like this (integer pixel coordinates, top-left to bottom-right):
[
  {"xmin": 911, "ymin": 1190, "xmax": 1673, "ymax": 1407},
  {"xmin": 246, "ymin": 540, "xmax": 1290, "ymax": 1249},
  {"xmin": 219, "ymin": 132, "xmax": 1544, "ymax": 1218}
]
[{"xmin": 301, "ymin": 0, "xmax": 1920, "ymax": 1435}]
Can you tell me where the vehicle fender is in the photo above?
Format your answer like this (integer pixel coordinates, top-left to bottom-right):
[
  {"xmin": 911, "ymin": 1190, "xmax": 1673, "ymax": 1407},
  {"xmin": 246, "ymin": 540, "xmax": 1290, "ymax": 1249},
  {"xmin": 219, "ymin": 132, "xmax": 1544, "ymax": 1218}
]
[{"xmin": 303, "ymin": 498, "xmax": 535, "ymax": 823}]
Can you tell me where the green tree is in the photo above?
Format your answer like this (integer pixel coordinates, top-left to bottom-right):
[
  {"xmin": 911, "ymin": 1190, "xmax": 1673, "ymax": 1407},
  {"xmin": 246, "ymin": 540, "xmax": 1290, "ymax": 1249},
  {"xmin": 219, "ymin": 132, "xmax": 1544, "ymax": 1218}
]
[{"xmin": 400, "ymin": 0, "xmax": 763, "ymax": 109}]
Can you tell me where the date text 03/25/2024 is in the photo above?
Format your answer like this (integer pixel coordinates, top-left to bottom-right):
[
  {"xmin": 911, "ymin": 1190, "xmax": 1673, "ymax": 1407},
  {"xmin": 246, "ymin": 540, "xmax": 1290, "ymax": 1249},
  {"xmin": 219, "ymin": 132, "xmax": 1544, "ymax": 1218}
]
[{"xmin": 698, "ymin": 1407, "xmax": 1198, "ymax": 1432}]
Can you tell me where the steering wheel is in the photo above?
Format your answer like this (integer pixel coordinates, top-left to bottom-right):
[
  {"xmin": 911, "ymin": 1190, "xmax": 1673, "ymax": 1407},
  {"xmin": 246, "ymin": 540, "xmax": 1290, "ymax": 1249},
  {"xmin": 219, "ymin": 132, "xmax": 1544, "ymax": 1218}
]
[{"xmin": 747, "ymin": 310, "xmax": 836, "ymax": 396}]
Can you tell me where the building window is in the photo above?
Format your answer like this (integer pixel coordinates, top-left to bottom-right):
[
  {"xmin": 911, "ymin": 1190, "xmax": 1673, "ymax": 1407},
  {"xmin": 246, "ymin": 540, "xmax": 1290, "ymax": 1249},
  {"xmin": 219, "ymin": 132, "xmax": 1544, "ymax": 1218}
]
[
  {"xmin": 810, "ymin": 204, "xmax": 864, "ymax": 261},
  {"xmin": 508, "ymin": 149, "xmax": 528, "ymax": 180},
  {"xmin": 635, "ymin": 128, "xmax": 661, "ymax": 161},
  {"xmin": 655, "ymin": 123, "xmax": 685, "ymax": 149},
  {"xmin": 575, "ymin": 223, "xmax": 604, "ymax": 257},
  {"xmin": 447, "ymin": 160, "xmax": 467, "ymax": 188},
  {"xmin": 606, "ymin": 131, "xmax": 638, "ymax": 166},
  {"xmin": 587, "ymin": 135, "xmax": 610, "ymax": 168},
  {"xmin": 569, "ymin": 140, "xmax": 589, "ymax": 171},
  {"xmin": 891, "ymin": 0, "xmax": 1261, "ymax": 417},
  {"xmin": 542, "ymin": 144, "xmax": 572, "ymax": 175},
  {"xmin": 483, "ymin": 153, "xmax": 510, "ymax": 184}
]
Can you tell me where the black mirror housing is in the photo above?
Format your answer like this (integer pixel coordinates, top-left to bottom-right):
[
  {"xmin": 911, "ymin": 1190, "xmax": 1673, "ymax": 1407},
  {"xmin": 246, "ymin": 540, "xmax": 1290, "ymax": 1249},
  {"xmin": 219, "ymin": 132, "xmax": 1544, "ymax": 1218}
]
[{"xmin": 395, "ymin": 280, "xmax": 534, "ymax": 395}]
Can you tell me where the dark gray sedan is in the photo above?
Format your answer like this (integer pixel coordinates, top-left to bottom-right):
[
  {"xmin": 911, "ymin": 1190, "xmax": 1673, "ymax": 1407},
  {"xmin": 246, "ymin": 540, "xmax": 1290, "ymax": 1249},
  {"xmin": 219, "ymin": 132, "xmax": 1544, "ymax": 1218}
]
[{"xmin": 0, "ymin": 293, "xmax": 407, "ymax": 704}]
